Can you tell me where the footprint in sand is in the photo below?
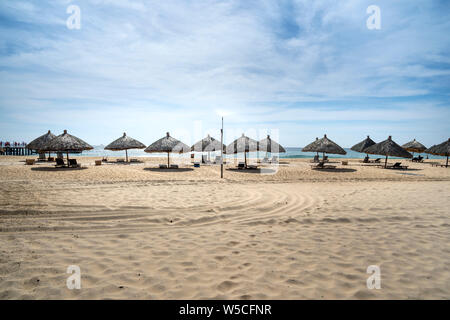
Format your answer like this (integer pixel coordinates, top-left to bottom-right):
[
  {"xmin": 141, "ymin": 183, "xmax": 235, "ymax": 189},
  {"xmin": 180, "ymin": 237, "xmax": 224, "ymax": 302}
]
[{"xmin": 217, "ymin": 280, "xmax": 238, "ymax": 292}]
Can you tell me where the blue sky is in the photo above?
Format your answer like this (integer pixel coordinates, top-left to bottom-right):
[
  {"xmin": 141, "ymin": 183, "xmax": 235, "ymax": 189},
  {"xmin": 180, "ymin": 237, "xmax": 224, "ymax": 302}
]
[{"xmin": 0, "ymin": 0, "xmax": 449, "ymax": 147}]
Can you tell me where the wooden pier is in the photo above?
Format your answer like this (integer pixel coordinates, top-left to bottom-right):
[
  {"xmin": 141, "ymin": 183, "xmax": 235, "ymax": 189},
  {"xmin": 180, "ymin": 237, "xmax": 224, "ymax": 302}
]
[{"xmin": 0, "ymin": 147, "xmax": 36, "ymax": 156}]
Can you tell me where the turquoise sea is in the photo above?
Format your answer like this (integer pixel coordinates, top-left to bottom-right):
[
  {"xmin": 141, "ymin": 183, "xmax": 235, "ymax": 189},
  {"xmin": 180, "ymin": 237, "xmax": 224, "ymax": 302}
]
[{"xmin": 72, "ymin": 146, "xmax": 440, "ymax": 160}]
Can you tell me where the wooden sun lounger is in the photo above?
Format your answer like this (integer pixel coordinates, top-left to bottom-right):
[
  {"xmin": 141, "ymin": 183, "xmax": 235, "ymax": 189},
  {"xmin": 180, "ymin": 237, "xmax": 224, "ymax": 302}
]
[
  {"xmin": 159, "ymin": 164, "xmax": 168, "ymax": 169},
  {"xmin": 170, "ymin": 164, "xmax": 179, "ymax": 169},
  {"xmin": 237, "ymin": 162, "xmax": 245, "ymax": 169},
  {"xmin": 69, "ymin": 159, "xmax": 80, "ymax": 168},
  {"xmin": 310, "ymin": 162, "xmax": 336, "ymax": 170},
  {"xmin": 247, "ymin": 164, "xmax": 258, "ymax": 170},
  {"xmin": 55, "ymin": 158, "xmax": 65, "ymax": 167},
  {"xmin": 385, "ymin": 162, "xmax": 408, "ymax": 170}
]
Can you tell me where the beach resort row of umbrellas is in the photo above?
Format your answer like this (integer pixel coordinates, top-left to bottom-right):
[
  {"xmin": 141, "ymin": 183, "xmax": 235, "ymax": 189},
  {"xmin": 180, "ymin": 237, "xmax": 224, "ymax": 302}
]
[
  {"xmin": 25, "ymin": 131, "xmax": 286, "ymax": 167},
  {"xmin": 26, "ymin": 130, "xmax": 450, "ymax": 168}
]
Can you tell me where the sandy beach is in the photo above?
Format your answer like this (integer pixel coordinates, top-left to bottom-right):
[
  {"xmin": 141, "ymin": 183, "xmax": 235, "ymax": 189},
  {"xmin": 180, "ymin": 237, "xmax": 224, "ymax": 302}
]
[{"xmin": 0, "ymin": 156, "xmax": 449, "ymax": 299}]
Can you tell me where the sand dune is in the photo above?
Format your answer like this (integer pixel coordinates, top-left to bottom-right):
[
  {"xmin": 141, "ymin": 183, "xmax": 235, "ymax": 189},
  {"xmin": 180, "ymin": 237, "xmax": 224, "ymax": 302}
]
[{"xmin": 0, "ymin": 156, "xmax": 449, "ymax": 299}]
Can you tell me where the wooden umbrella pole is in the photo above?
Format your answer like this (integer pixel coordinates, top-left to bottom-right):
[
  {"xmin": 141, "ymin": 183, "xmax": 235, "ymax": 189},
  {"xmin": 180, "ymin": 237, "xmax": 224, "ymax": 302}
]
[
  {"xmin": 167, "ymin": 152, "xmax": 170, "ymax": 167},
  {"xmin": 126, "ymin": 149, "xmax": 128, "ymax": 163},
  {"xmin": 447, "ymin": 155, "xmax": 449, "ymax": 168},
  {"xmin": 385, "ymin": 155, "xmax": 388, "ymax": 168},
  {"xmin": 67, "ymin": 151, "xmax": 70, "ymax": 167},
  {"xmin": 244, "ymin": 152, "xmax": 247, "ymax": 168}
]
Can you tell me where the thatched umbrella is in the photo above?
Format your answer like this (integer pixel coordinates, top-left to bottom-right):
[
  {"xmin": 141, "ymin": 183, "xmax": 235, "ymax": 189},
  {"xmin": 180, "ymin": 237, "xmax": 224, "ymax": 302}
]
[
  {"xmin": 26, "ymin": 130, "xmax": 57, "ymax": 158},
  {"xmin": 425, "ymin": 138, "xmax": 450, "ymax": 167},
  {"xmin": 105, "ymin": 132, "xmax": 146, "ymax": 162},
  {"xmin": 41, "ymin": 130, "xmax": 93, "ymax": 164},
  {"xmin": 144, "ymin": 132, "xmax": 190, "ymax": 167},
  {"xmin": 364, "ymin": 136, "xmax": 413, "ymax": 168},
  {"xmin": 402, "ymin": 139, "xmax": 427, "ymax": 156},
  {"xmin": 351, "ymin": 135, "xmax": 376, "ymax": 156},
  {"xmin": 226, "ymin": 133, "xmax": 259, "ymax": 167},
  {"xmin": 191, "ymin": 134, "xmax": 226, "ymax": 161},
  {"xmin": 302, "ymin": 134, "xmax": 346, "ymax": 160},
  {"xmin": 258, "ymin": 135, "xmax": 286, "ymax": 154}
]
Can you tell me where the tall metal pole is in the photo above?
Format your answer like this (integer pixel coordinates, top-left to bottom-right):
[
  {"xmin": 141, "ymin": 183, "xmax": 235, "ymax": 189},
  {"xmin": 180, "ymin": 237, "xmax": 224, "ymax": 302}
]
[{"xmin": 220, "ymin": 116, "xmax": 224, "ymax": 178}]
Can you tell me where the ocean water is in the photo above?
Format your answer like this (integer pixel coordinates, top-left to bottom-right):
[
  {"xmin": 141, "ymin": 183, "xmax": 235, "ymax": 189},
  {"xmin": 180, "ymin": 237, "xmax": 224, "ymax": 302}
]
[{"xmin": 68, "ymin": 146, "xmax": 441, "ymax": 160}]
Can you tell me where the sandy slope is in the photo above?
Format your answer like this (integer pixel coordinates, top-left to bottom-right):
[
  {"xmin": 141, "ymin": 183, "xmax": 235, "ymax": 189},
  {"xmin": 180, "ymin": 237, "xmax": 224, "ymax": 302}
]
[{"xmin": 0, "ymin": 156, "xmax": 449, "ymax": 299}]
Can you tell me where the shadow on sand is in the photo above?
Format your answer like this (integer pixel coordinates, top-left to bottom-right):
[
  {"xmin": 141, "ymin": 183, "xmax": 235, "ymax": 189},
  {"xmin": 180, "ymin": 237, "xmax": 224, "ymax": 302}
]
[
  {"xmin": 226, "ymin": 168, "xmax": 277, "ymax": 174},
  {"xmin": 144, "ymin": 167, "xmax": 194, "ymax": 172},
  {"xmin": 313, "ymin": 168, "xmax": 357, "ymax": 173},
  {"xmin": 31, "ymin": 166, "xmax": 88, "ymax": 171}
]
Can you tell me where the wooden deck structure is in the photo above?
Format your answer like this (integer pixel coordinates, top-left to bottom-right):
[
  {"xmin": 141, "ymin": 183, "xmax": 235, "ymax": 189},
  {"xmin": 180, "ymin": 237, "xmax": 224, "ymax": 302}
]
[{"xmin": 0, "ymin": 147, "xmax": 36, "ymax": 156}]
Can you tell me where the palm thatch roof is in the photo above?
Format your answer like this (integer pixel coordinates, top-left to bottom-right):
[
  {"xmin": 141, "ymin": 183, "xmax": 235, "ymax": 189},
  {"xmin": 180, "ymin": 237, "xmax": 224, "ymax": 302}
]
[
  {"xmin": 26, "ymin": 130, "xmax": 56, "ymax": 151},
  {"xmin": 402, "ymin": 139, "xmax": 427, "ymax": 153},
  {"xmin": 425, "ymin": 138, "xmax": 450, "ymax": 156},
  {"xmin": 364, "ymin": 136, "xmax": 413, "ymax": 158},
  {"xmin": 258, "ymin": 135, "xmax": 286, "ymax": 153},
  {"xmin": 105, "ymin": 132, "xmax": 146, "ymax": 151},
  {"xmin": 41, "ymin": 130, "xmax": 93, "ymax": 153},
  {"xmin": 226, "ymin": 134, "xmax": 259, "ymax": 154},
  {"xmin": 191, "ymin": 134, "xmax": 225, "ymax": 153},
  {"xmin": 144, "ymin": 132, "xmax": 190, "ymax": 153},
  {"xmin": 302, "ymin": 134, "xmax": 346, "ymax": 155},
  {"xmin": 351, "ymin": 135, "xmax": 376, "ymax": 153}
]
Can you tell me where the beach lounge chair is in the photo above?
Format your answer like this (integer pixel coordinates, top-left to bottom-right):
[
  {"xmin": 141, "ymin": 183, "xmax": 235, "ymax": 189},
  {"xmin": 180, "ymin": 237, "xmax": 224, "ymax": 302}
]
[
  {"xmin": 373, "ymin": 158, "xmax": 381, "ymax": 163},
  {"xmin": 95, "ymin": 160, "xmax": 102, "ymax": 166},
  {"xmin": 193, "ymin": 162, "xmax": 200, "ymax": 168},
  {"xmin": 237, "ymin": 162, "xmax": 245, "ymax": 169},
  {"xmin": 55, "ymin": 158, "xmax": 65, "ymax": 167},
  {"xmin": 311, "ymin": 155, "xmax": 320, "ymax": 163},
  {"xmin": 386, "ymin": 162, "xmax": 408, "ymax": 170},
  {"xmin": 47, "ymin": 157, "xmax": 55, "ymax": 162},
  {"xmin": 170, "ymin": 164, "xmax": 179, "ymax": 169},
  {"xmin": 116, "ymin": 158, "xmax": 125, "ymax": 163},
  {"xmin": 25, "ymin": 159, "xmax": 35, "ymax": 165},
  {"xmin": 247, "ymin": 164, "xmax": 258, "ymax": 170},
  {"xmin": 310, "ymin": 161, "xmax": 336, "ymax": 170},
  {"xmin": 159, "ymin": 164, "xmax": 168, "ymax": 169},
  {"xmin": 363, "ymin": 156, "xmax": 369, "ymax": 163},
  {"xmin": 69, "ymin": 159, "xmax": 80, "ymax": 168},
  {"xmin": 102, "ymin": 157, "xmax": 108, "ymax": 162},
  {"xmin": 130, "ymin": 158, "xmax": 139, "ymax": 163}
]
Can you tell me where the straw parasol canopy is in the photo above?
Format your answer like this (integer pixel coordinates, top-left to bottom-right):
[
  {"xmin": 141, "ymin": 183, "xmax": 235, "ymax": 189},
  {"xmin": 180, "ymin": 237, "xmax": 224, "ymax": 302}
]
[
  {"xmin": 364, "ymin": 136, "xmax": 413, "ymax": 168},
  {"xmin": 191, "ymin": 134, "xmax": 226, "ymax": 161},
  {"xmin": 144, "ymin": 132, "xmax": 190, "ymax": 167},
  {"xmin": 26, "ymin": 130, "xmax": 57, "ymax": 154},
  {"xmin": 351, "ymin": 135, "xmax": 376, "ymax": 155},
  {"xmin": 258, "ymin": 135, "xmax": 286, "ymax": 154},
  {"xmin": 302, "ymin": 134, "xmax": 346, "ymax": 160},
  {"xmin": 105, "ymin": 132, "xmax": 146, "ymax": 162},
  {"xmin": 41, "ymin": 130, "xmax": 93, "ymax": 164},
  {"xmin": 425, "ymin": 138, "xmax": 450, "ymax": 167},
  {"xmin": 226, "ymin": 133, "xmax": 259, "ymax": 167},
  {"xmin": 402, "ymin": 139, "xmax": 427, "ymax": 155}
]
